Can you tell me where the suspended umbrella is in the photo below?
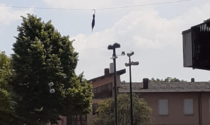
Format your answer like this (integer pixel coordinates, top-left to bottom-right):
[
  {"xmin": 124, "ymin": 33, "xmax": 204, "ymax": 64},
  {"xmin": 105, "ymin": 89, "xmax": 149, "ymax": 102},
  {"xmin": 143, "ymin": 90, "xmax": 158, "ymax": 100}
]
[{"xmin": 92, "ymin": 9, "xmax": 96, "ymax": 31}]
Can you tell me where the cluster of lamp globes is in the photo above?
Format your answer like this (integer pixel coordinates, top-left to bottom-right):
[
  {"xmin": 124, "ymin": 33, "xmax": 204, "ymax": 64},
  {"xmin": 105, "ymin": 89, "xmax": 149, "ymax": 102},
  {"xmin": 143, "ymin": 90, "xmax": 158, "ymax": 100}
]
[{"xmin": 48, "ymin": 82, "xmax": 55, "ymax": 94}]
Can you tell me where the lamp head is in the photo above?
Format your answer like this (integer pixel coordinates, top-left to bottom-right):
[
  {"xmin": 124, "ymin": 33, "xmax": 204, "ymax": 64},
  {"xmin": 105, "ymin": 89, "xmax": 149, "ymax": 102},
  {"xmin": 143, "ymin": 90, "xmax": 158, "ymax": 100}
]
[
  {"xmin": 49, "ymin": 89, "xmax": 55, "ymax": 94},
  {"xmin": 113, "ymin": 43, "xmax": 120, "ymax": 48},
  {"xmin": 127, "ymin": 51, "xmax": 134, "ymax": 57},
  {"xmin": 125, "ymin": 63, "xmax": 130, "ymax": 67},
  {"xmin": 108, "ymin": 43, "xmax": 121, "ymax": 50},
  {"xmin": 131, "ymin": 61, "xmax": 139, "ymax": 65},
  {"xmin": 108, "ymin": 45, "xmax": 113, "ymax": 50},
  {"xmin": 121, "ymin": 51, "xmax": 125, "ymax": 56},
  {"xmin": 48, "ymin": 82, "xmax": 54, "ymax": 87}
]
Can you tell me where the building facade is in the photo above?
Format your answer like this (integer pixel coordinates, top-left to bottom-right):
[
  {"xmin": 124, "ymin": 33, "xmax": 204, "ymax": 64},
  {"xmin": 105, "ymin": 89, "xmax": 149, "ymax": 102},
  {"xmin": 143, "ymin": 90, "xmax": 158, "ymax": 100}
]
[
  {"xmin": 120, "ymin": 80, "xmax": 210, "ymax": 125},
  {"xmin": 52, "ymin": 67, "xmax": 210, "ymax": 125},
  {"xmin": 90, "ymin": 68, "xmax": 210, "ymax": 125}
]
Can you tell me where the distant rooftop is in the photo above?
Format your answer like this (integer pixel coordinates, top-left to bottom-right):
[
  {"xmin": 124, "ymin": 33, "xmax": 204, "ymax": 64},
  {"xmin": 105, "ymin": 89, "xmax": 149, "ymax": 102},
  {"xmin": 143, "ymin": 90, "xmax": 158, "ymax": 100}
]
[
  {"xmin": 119, "ymin": 82, "xmax": 210, "ymax": 92},
  {"xmin": 88, "ymin": 69, "xmax": 126, "ymax": 82}
]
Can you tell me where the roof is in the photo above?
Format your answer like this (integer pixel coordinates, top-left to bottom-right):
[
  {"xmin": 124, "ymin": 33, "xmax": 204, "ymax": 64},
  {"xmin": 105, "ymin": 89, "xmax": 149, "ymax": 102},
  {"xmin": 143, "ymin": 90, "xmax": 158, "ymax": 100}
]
[
  {"xmin": 119, "ymin": 82, "xmax": 210, "ymax": 92},
  {"xmin": 88, "ymin": 69, "xmax": 126, "ymax": 82},
  {"xmin": 182, "ymin": 22, "xmax": 203, "ymax": 34}
]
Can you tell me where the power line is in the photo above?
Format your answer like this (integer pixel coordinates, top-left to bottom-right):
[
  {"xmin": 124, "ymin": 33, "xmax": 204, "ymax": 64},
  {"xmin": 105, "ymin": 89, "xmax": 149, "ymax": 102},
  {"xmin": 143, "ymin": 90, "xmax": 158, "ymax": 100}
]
[
  {"xmin": 0, "ymin": 5, "xmax": 90, "ymax": 11},
  {"xmin": 98, "ymin": 0, "xmax": 194, "ymax": 10},
  {"xmin": 0, "ymin": 0, "xmax": 194, "ymax": 11}
]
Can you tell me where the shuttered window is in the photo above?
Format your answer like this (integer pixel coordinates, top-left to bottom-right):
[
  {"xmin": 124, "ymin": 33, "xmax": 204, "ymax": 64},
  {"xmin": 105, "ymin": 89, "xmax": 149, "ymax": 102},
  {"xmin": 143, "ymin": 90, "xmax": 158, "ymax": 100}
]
[
  {"xmin": 158, "ymin": 99, "xmax": 168, "ymax": 115},
  {"xmin": 93, "ymin": 83, "xmax": 112, "ymax": 99},
  {"xmin": 184, "ymin": 99, "xmax": 193, "ymax": 115}
]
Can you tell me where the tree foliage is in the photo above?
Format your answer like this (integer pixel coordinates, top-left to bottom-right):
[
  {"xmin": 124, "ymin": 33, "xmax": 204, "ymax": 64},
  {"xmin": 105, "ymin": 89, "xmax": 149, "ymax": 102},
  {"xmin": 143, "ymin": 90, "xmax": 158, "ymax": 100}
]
[
  {"xmin": 150, "ymin": 77, "xmax": 186, "ymax": 82},
  {"xmin": 0, "ymin": 51, "xmax": 12, "ymax": 112},
  {"xmin": 0, "ymin": 51, "xmax": 21, "ymax": 124},
  {"xmin": 90, "ymin": 94, "xmax": 152, "ymax": 125},
  {"xmin": 10, "ymin": 14, "xmax": 93, "ymax": 124}
]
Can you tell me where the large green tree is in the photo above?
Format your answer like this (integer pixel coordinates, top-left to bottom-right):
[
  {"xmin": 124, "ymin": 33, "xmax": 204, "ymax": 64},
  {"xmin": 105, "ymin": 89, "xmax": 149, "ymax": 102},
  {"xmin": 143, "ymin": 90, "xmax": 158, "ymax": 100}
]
[
  {"xmin": 90, "ymin": 94, "xmax": 152, "ymax": 125},
  {"xmin": 10, "ymin": 14, "xmax": 93, "ymax": 125}
]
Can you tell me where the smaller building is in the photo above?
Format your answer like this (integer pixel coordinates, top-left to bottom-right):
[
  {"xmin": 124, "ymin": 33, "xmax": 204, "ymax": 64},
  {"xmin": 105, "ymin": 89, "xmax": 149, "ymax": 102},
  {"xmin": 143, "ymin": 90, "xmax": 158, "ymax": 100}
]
[{"xmin": 89, "ymin": 68, "xmax": 126, "ymax": 116}]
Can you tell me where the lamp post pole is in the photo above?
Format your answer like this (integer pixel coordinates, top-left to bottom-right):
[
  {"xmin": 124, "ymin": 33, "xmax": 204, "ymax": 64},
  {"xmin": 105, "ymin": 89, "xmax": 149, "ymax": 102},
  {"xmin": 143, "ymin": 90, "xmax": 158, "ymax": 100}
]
[
  {"xmin": 125, "ymin": 52, "xmax": 139, "ymax": 125},
  {"xmin": 113, "ymin": 48, "xmax": 118, "ymax": 125},
  {"xmin": 108, "ymin": 43, "xmax": 121, "ymax": 125},
  {"xmin": 128, "ymin": 55, "xmax": 133, "ymax": 125}
]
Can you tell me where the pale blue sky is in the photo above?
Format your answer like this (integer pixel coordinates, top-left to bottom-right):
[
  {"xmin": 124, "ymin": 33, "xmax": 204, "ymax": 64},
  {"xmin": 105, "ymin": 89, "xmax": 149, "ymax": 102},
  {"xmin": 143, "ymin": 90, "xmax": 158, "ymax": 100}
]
[{"xmin": 1, "ymin": 0, "xmax": 210, "ymax": 82}]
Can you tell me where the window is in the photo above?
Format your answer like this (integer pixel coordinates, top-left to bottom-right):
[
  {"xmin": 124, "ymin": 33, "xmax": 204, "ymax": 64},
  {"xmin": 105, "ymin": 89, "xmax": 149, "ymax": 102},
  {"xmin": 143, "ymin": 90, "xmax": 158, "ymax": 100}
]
[
  {"xmin": 184, "ymin": 99, "xmax": 193, "ymax": 115},
  {"xmin": 102, "ymin": 85, "xmax": 106, "ymax": 91},
  {"xmin": 95, "ymin": 88, "xmax": 98, "ymax": 98},
  {"xmin": 101, "ymin": 85, "xmax": 106, "ymax": 98},
  {"xmin": 108, "ymin": 83, "xmax": 112, "ymax": 97},
  {"xmin": 108, "ymin": 83, "xmax": 112, "ymax": 91},
  {"xmin": 93, "ymin": 88, "xmax": 96, "ymax": 95},
  {"xmin": 93, "ymin": 83, "xmax": 112, "ymax": 99},
  {"xmin": 158, "ymin": 99, "xmax": 168, "ymax": 115},
  {"xmin": 98, "ymin": 86, "xmax": 101, "ymax": 98}
]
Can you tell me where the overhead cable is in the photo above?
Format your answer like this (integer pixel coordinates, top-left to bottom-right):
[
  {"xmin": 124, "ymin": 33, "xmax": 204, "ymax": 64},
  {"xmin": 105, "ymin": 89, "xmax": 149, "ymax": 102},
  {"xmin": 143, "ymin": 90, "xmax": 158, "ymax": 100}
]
[{"xmin": 0, "ymin": 0, "xmax": 194, "ymax": 11}]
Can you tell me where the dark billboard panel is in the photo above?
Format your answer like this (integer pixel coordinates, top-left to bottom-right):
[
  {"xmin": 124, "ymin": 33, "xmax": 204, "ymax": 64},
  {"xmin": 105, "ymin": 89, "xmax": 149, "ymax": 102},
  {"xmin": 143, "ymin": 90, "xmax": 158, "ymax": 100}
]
[{"xmin": 182, "ymin": 23, "xmax": 210, "ymax": 70}]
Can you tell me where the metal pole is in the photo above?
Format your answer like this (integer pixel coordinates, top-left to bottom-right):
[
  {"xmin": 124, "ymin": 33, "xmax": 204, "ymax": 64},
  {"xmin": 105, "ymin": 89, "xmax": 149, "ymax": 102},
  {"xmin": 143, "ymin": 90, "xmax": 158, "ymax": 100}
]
[
  {"xmin": 113, "ymin": 48, "xmax": 118, "ymax": 125},
  {"xmin": 129, "ymin": 56, "xmax": 133, "ymax": 125},
  {"xmin": 50, "ymin": 94, "xmax": 52, "ymax": 125}
]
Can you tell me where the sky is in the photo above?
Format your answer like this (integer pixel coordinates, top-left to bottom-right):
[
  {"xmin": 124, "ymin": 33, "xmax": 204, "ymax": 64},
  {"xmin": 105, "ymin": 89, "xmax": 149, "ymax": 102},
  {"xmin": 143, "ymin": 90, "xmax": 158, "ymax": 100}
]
[{"xmin": 1, "ymin": 0, "xmax": 210, "ymax": 82}]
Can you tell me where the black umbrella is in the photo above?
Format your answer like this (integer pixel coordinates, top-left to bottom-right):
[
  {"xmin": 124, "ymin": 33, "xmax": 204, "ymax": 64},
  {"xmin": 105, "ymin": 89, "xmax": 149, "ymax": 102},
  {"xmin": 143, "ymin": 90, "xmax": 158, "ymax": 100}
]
[{"xmin": 92, "ymin": 9, "xmax": 96, "ymax": 31}]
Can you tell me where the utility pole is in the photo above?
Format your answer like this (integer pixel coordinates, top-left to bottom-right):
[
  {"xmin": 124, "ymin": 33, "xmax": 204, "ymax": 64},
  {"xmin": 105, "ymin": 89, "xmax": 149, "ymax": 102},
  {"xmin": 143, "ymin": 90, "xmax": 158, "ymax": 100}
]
[
  {"xmin": 108, "ymin": 43, "xmax": 121, "ymax": 125},
  {"xmin": 125, "ymin": 51, "xmax": 139, "ymax": 125}
]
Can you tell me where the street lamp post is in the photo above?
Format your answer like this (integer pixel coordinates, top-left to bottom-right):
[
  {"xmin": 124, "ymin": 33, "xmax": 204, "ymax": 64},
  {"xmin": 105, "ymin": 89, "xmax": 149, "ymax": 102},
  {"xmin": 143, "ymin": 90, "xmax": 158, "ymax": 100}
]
[
  {"xmin": 125, "ymin": 51, "xmax": 139, "ymax": 125},
  {"xmin": 48, "ymin": 82, "xmax": 55, "ymax": 125},
  {"xmin": 108, "ymin": 43, "xmax": 121, "ymax": 125}
]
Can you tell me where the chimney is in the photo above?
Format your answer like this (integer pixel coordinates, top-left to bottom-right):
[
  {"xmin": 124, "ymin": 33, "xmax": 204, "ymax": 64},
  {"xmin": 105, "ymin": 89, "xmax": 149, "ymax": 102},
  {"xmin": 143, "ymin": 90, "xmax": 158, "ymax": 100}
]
[
  {"xmin": 143, "ymin": 78, "xmax": 149, "ymax": 89},
  {"xmin": 191, "ymin": 78, "xmax": 195, "ymax": 82},
  {"xmin": 104, "ymin": 68, "xmax": 109, "ymax": 76}
]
